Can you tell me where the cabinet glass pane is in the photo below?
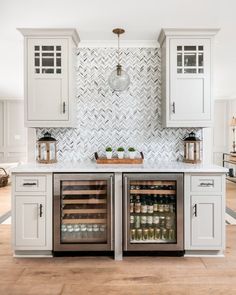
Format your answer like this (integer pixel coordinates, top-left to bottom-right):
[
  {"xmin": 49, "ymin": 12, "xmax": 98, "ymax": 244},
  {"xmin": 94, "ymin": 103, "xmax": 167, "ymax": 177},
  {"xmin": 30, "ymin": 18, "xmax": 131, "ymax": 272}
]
[
  {"xmin": 42, "ymin": 58, "xmax": 54, "ymax": 67},
  {"xmin": 56, "ymin": 46, "xmax": 61, "ymax": 51},
  {"xmin": 177, "ymin": 68, "xmax": 182, "ymax": 73},
  {"xmin": 184, "ymin": 54, "xmax": 196, "ymax": 67},
  {"xmin": 177, "ymin": 46, "xmax": 182, "ymax": 51},
  {"xmin": 129, "ymin": 180, "xmax": 177, "ymax": 244},
  {"xmin": 184, "ymin": 46, "xmax": 196, "ymax": 51},
  {"xmin": 56, "ymin": 58, "xmax": 61, "ymax": 67},
  {"xmin": 61, "ymin": 180, "xmax": 109, "ymax": 244},
  {"xmin": 177, "ymin": 53, "xmax": 182, "ymax": 66},
  {"xmin": 56, "ymin": 69, "xmax": 61, "ymax": 74},
  {"xmin": 198, "ymin": 46, "xmax": 203, "ymax": 51},
  {"xmin": 42, "ymin": 68, "xmax": 54, "ymax": 74},
  {"xmin": 34, "ymin": 58, "xmax": 39, "ymax": 67},
  {"xmin": 42, "ymin": 46, "xmax": 54, "ymax": 51},
  {"xmin": 184, "ymin": 68, "xmax": 197, "ymax": 73},
  {"xmin": 198, "ymin": 68, "xmax": 204, "ymax": 73},
  {"xmin": 34, "ymin": 46, "xmax": 39, "ymax": 51},
  {"xmin": 198, "ymin": 53, "xmax": 203, "ymax": 67}
]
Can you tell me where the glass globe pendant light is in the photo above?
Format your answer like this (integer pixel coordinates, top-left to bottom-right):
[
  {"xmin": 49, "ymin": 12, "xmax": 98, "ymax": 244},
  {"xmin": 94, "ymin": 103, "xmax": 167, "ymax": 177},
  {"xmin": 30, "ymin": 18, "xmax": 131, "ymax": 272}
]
[{"xmin": 108, "ymin": 28, "xmax": 130, "ymax": 91}]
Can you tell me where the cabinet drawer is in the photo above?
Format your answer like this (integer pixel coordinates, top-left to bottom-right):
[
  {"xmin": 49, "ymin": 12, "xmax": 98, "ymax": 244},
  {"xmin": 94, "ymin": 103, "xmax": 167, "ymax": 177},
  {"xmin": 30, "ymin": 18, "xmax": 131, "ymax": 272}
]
[
  {"xmin": 190, "ymin": 175, "xmax": 222, "ymax": 193},
  {"xmin": 15, "ymin": 175, "xmax": 46, "ymax": 192}
]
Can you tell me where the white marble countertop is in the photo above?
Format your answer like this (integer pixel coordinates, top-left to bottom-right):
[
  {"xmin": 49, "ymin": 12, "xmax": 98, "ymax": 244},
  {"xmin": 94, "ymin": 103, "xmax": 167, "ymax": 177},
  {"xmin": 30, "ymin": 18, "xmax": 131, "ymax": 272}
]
[{"xmin": 11, "ymin": 160, "xmax": 228, "ymax": 173}]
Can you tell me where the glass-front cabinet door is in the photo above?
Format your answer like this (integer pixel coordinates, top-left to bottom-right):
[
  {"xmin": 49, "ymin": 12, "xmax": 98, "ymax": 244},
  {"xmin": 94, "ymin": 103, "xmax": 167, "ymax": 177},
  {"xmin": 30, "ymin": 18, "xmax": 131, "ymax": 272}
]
[
  {"xmin": 123, "ymin": 173, "xmax": 184, "ymax": 252},
  {"xmin": 54, "ymin": 173, "xmax": 113, "ymax": 251}
]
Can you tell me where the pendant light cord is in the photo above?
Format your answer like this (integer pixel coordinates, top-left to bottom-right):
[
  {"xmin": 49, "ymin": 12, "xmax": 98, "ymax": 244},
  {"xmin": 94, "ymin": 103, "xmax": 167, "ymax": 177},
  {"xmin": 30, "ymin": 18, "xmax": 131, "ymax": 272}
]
[{"xmin": 117, "ymin": 33, "xmax": 120, "ymax": 65}]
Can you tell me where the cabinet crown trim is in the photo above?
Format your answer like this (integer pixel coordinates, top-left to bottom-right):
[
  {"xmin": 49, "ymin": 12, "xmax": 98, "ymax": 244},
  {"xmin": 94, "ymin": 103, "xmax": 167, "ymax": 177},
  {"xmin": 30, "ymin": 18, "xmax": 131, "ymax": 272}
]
[
  {"xmin": 17, "ymin": 28, "xmax": 80, "ymax": 45},
  {"xmin": 158, "ymin": 28, "xmax": 220, "ymax": 46}
]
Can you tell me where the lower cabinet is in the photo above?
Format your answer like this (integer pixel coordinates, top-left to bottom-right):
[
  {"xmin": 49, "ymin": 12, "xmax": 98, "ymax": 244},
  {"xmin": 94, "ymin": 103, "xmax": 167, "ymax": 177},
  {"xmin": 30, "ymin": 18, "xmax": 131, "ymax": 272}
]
[
  {"xmin": 12, "ymin": 173, "xmax": 52, "ymax": 253},
  {"xmin": 15, "ymin": 196, "xmax": 46, "ymax": 247},
  {"xmin": 185, "ymin": 174, "xmax": 225, "ymax": 251}
]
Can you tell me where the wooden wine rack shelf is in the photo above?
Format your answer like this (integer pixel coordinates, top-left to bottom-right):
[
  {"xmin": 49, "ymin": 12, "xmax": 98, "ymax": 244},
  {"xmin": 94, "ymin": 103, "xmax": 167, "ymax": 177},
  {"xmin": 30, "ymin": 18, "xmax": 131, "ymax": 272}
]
[
  {"xmin": 62, "ymin": 218, "xmax": 107, "ymax": 224},
  {"xmin": 63, "ymin": 199, "xmax": 107, "ymax": 205},
  {"xmin": 63, "ymin": 209, "xmax": 107, "ymax": 214},
  {"xmin": 63, "ymin": 189, "xmax": 107, "ymax": 195},
  {"xmin": 62, "ymin": 180, "xmax": 107, "ymax": 186},
  {"xmin": 130, "ymin": 181, "xmax": 175, "ymax": 186}
]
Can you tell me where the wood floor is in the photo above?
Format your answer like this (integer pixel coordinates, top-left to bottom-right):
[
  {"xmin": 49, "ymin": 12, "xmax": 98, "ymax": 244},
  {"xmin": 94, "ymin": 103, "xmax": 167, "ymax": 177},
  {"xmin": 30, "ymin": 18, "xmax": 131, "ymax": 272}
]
[
  {"xmin": 0, "ymin": 225, "xmax": 236, "ymax": 294},
  {"xmin": 0, "ymin": 182, "xmax": 236, "ymax": 294}
]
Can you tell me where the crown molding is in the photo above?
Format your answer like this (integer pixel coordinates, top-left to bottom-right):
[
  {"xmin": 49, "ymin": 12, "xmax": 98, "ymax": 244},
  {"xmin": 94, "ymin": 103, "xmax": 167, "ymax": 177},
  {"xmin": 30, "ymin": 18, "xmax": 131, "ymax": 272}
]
[
  {"xmin": 17, "ymin": 28, "xmax": 80, "ymax": 45},
  {"xmin": 158, "ymin": 28, "xmax": 220, "ymax": 46},
  {"xmin": 79, "ymin": 40, "xmax": 158, "ymax": 48}
]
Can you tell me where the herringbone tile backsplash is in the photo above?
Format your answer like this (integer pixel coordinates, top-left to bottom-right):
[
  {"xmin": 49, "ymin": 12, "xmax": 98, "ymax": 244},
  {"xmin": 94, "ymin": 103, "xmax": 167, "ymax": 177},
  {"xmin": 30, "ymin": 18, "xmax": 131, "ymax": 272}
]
[{"xmin": 37, "ymin": 48, "xmax": 201, "ymax": 162}]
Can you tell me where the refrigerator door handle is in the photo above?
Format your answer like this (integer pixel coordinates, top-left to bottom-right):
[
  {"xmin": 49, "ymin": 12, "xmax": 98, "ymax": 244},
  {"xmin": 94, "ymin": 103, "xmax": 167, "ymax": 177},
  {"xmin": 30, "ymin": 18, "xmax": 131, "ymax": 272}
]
[{"xmin": 123, "ymin": 176, "xmax": 128, "ymax": 251}]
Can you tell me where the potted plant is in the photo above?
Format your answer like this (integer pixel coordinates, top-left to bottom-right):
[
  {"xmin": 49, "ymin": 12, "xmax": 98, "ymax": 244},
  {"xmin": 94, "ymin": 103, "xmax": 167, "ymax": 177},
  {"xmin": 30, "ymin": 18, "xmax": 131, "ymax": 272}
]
[
  {"xmin": 105, "ymin": 147, "xmax": 113, "ymax": 159},
  {"xmin": 117, "ymin": 147, "xmax": 125, "ymax": 159},
  {"xmin": 128, "ymin": 147, "xmax": 136, "ymax": 159}
]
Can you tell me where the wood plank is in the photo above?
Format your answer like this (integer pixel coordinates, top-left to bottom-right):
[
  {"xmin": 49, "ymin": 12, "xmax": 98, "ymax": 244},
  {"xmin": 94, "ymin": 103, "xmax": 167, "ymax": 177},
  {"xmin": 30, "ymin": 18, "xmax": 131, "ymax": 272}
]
[
  {"xmin": 63, "ymin": 190, "xmax": 107, "ymax": 195},
  {"xmin": 96, "ymin": 158, "xmax": 143, "ymax": 164},
  {"xmin": 62, "ymin": 219, "xmax": 106, "ymax": 224},
  {"xmin": 63, "ymin": 209, "xmax": 107, "ymax": 214},
  {"xmin": 130, "ymin": 189, "xmax": 176, "ymax": 195},
  {"xmin": 62, "ymin": 199, "xmax": 107, "ymax": 205},
  {"xmin": 62, "ymin": 181, "xmax": 107, "ymax": 186},
  {"xmin": 130, "ymin": 181, "xmax": 175, "ymax": 186}
]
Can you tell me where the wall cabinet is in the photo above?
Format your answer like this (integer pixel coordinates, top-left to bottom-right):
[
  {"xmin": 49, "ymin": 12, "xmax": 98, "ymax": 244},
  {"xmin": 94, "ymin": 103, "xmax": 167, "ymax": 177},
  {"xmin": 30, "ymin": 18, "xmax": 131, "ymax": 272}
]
[
  {"xmin": 18, "ymin": 29, "xmax": 80, "ymax": 127},
  {"xmin": 12, "ymin": 173, "xmax": 52, "ymax": 254},
  {"xmin": 184, "ymin": 173, "xmax": 225, "ymax": 252},
  {"xmin": 158, "ymin": 29, "xmax": 219, "ymax": 127}
]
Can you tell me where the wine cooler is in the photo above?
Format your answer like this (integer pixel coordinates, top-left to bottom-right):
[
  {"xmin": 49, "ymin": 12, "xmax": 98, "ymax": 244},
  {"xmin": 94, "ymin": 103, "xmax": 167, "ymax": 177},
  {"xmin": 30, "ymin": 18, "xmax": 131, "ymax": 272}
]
[
  {"xmin": 54, "ymin": 173, "xmax": 114, "ymax": 251},
  {"xmin": 123, "ymin": 173, "xmax": 184, "ymax": 251}
]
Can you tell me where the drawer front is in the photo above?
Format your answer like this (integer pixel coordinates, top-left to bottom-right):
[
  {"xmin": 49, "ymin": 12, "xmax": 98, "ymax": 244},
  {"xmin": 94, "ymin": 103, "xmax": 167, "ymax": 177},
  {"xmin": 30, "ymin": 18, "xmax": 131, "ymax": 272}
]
[
  {"xmin": 15, "ymin": 175, "xmax": 46, "ymax": 192},
  {"xmin": 190, "ymin": 175, "xmax": 222, "ymax": 193}
]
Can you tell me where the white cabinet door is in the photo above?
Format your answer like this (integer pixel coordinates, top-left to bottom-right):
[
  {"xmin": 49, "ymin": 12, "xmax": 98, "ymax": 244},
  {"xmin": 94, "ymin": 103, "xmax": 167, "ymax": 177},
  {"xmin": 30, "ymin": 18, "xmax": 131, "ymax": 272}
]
[
  {"xmin": 191, "ymin": 195, "xmax": 222, "ymax": 248},
  {"xmin": 169, "ymin": 39, "xmax": 211, "ymax": 122},
  {"xmin": 15, "ymin": 196, "xmax": 46, "ymax": 247},
  {"xmin": 27, "ymin": 38, "xmax": 68, "ymax": 122}
]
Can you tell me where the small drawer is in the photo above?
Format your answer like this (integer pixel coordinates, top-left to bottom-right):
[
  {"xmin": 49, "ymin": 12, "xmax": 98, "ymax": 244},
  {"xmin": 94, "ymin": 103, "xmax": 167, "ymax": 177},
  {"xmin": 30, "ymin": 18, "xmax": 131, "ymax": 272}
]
[
  {"xmin": 190, "ymin": 175, "xmax": 222, "ymax": 193},
  {"xmin": 15, "ymin": 175, "xmax": 46, "ymax": 192}
]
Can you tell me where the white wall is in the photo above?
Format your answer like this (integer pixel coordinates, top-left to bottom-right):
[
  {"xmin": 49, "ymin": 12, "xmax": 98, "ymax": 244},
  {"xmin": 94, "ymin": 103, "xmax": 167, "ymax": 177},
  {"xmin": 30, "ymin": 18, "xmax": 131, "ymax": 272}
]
[{"xmin": 0, "ymin": 0, "xmax": 235, "ymax": 101}]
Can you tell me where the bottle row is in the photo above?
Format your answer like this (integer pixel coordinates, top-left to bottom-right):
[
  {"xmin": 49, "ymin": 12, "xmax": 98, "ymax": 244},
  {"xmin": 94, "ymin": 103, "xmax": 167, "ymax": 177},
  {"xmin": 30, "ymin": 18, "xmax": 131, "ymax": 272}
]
[
  {"xmin": 130, "ymin": 227, "xmax": 175, "ymax": 242},
  {"xmin": 61, "ymin": 224, "xmax": 107, "ymax": 240},
  {"xmin": 130, "ymin": 185, "xmax": 175, "ymax": 190},
  {"xmin": 62, "ymin": 213, "xmax": 107, "ymax": 219},
  {"xmin": 130, "ymin": 195, "xmax": 176, "ymax": 214},
  {"xmin": 130, "ymin": 214, "xmax": 175, "ymax": 229}
]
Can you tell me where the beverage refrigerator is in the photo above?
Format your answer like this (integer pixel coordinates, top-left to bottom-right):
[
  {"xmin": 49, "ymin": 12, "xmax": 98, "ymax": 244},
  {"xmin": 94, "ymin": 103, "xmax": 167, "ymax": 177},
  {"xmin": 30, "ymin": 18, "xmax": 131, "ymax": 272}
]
[
  {"xmin": 53, "ymin": 173, "xmax": 114, "ymax": 251},
  {"xmin": 123, "ymin": 173, "xmax": 184, "ymax": 252}
]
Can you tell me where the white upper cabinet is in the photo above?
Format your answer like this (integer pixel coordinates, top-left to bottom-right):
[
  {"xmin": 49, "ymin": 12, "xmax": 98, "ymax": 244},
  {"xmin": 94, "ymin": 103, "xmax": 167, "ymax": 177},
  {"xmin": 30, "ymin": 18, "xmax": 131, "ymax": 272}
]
[
  {"xmin": 18, "ymin": 29, "xmax": 80, "ymax": 127},
  {"xmin": 158, "ymin": 29, "xmax": 219, "ymax": 127}
]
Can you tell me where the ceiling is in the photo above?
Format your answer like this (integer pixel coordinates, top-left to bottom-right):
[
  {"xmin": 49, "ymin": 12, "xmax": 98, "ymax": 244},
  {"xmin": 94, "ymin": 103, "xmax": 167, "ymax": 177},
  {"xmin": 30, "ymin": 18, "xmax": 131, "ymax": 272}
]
[{"xmin": 0, "ymin": 0, "xmax": 236, "ymax": 98}]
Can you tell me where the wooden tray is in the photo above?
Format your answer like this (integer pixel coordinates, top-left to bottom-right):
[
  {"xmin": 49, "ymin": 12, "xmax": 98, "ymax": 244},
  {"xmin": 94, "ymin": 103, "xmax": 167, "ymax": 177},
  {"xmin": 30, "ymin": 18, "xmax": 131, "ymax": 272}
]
[{"xmin": 94, "ymin": 152, "xmax": 144, "ymax": 164}]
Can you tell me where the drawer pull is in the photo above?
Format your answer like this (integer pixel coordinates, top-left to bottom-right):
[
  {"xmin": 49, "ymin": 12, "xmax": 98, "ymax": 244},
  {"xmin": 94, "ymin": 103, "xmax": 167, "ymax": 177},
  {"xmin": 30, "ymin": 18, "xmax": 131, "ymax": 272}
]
[
  {"xmin": 39, "ymin": 204, "xmax": 43, "ymax": 218},
  {"xmin": 23, "ymin": 182, "xmax": 37, "ymax": 186},
  {"xmin": 62, "ymin": 102, "xmax": 66, "ymax": 114},
  {"xmin": 193, "ymin": 204, "xmax": 197, "ymax": 217},
  {"xmin": 172, "ymin": 102, "xmax": 176, "ymax": 114},
  {"xmin": 198, "ymin": 182, "xmax": 214, "ymax": 187}
]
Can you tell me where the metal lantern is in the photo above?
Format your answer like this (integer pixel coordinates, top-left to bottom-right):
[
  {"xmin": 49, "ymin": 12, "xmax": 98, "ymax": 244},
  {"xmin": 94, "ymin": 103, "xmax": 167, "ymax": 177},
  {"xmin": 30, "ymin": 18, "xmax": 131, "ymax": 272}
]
[
  {"xmin": 183, "ymin": 132, "xmax": 201, "ymax": 164},
  {"xmin": 37, "ymin": 132, "xmax": 57, "ymax": 164}
]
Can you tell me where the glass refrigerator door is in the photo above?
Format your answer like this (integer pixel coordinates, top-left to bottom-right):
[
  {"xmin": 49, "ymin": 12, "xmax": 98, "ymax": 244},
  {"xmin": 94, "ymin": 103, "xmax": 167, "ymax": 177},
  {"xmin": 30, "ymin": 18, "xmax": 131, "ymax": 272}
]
[
  {"xmin": 61, "ymin": 180, "xmax": 108, "ymax": 243},
  {"xmin": 129, "ymin": 180, "xmax": 177, "ymax": 244}
]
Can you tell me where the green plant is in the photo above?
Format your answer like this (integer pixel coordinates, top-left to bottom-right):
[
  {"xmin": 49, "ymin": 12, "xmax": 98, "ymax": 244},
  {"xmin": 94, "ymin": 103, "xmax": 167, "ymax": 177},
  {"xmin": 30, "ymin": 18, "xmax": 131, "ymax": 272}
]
[
  {"xmin": 117, "ymin": 147, "xmax": 124, "ymax": 152},
  {"xmin": 128, "ymin": 147, "xmax": 135, "ymax": 152},
  {"xmin": 105, "ymin": 147, "xmax": 112, "ymax": 152}
]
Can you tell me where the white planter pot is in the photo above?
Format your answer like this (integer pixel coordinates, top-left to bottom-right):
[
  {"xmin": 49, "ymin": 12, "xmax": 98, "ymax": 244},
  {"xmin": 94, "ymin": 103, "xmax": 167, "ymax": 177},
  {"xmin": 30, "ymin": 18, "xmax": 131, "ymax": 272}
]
[
  {"xmin": 106, "ymin": 151, "xmax": 113, "ymax": 159},
  {"xmin": 129, "ymin": 151, "xmax": 136, "ymax": 159},
  {"xmin": 117, "ymin": 151, "xmax": 124, "ymax": 159}
]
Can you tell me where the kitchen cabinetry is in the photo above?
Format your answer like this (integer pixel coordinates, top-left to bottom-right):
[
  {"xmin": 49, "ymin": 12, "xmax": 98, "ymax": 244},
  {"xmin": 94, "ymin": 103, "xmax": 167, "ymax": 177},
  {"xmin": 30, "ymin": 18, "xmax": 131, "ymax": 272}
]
[
  {"xmin": 18, "ymin": 29, "xmax": 80, "ymax": 127},
  {"xmin": 158, "ymin": 29, "xmax": 219, "ymax": 127},
  {"xmin": 184, "ymin": 173, "xmax": 225, "ymax": 253},
  {"xmin": 12, "ymin": 173, "xmax": 52, "ymax": 255}
]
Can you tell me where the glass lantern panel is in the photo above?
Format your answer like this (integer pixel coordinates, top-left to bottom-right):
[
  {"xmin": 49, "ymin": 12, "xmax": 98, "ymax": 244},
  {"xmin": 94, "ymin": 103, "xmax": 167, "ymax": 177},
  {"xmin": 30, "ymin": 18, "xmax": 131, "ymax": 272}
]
[
  {"xmin": 187, "ymin": 143, "xmax": 195, "ymax": 160},
  {"xmin": 50, "ymin": 143, "xmax": 56, "ymax": 160},
  {"xmin": 40, "ymin": 143, "xmax": 47, "ymax": 161}
]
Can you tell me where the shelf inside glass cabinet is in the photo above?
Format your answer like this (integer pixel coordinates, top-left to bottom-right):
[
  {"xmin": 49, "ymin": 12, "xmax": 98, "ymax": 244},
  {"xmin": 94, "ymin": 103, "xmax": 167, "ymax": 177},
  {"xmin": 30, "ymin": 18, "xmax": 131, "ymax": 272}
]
[{"xmin": 61, "ymin": 180, "xmax": 108, "ymax": 243}]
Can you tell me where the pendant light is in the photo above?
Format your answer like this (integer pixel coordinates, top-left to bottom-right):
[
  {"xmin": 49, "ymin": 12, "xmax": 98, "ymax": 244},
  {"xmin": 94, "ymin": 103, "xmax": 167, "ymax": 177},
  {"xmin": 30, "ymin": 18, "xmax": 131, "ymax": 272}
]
[{"xmin": 108, "ymin": 28, "xmax": 130, "ymax": 91}]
